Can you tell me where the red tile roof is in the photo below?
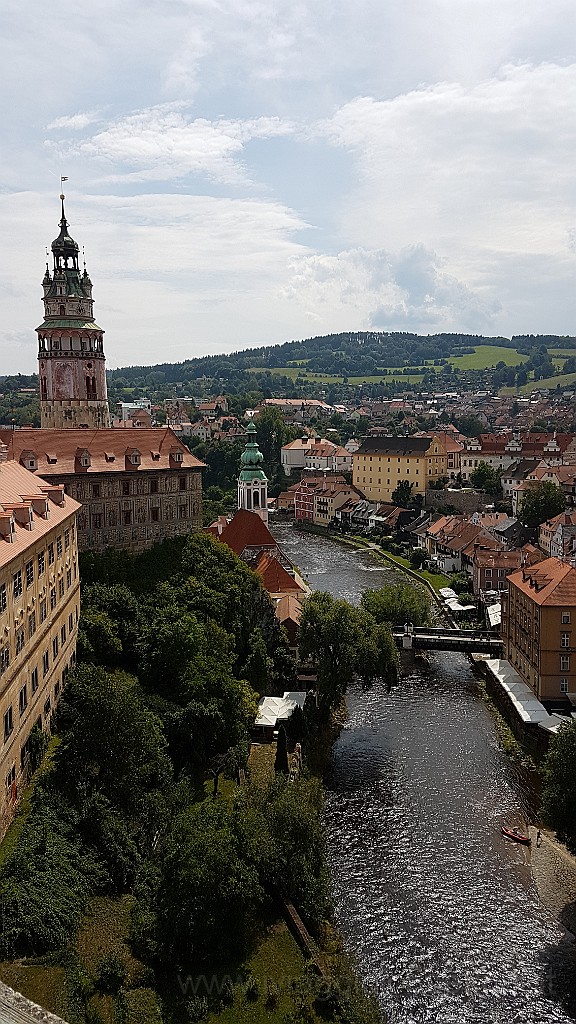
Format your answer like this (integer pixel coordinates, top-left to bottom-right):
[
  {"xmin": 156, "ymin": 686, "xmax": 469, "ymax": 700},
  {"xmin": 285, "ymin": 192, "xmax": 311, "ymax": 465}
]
[
  {"xmin": 254, "ymin": 552, "xmax": 305, "ymax": 595},
  {"xmin": 507, "ymin": 556, "xmax": 576, "ymax": 605},
  {"xmin": 217, "ymin": 509, "xmax": 277, "ymax": 557},
  {"xmin": 0, "ymin": 427, "xmax": 204, "ymax": 474},
  {"xmin": 0, "ymin": 460, "xmax": 80, "ymax": 570}
]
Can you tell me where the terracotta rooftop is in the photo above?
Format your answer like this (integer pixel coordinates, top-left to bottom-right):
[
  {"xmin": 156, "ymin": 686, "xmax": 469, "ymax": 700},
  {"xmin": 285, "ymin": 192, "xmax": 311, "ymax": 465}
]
[
  {"xmin": 275, "ymin": 593, "xmax": 303, "ymax": 626},
  {"xmin": 507, "ymin": 556, "xmax": 576, "ymax": 605},
  {"xmin": 254, "ymin": 552, "xmax": 305, "ymax": 596},
  {"xmin": 217, "ymin": 509, "xmax": 277, "ymax": 557},
  {"xmin": 0, "ymin": 460, "xmax": 80, "ymax": 570},
  {"xmin": 0, "ymin": 427, "xmax": 204, "ymax": 475}
]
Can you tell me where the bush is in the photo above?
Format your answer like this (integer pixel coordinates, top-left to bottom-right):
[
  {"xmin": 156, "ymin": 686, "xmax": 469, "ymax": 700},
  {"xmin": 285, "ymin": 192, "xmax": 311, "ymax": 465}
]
[{"xmin": 186, "ymin": 996, "xmax": 209, "ymax": 1022}]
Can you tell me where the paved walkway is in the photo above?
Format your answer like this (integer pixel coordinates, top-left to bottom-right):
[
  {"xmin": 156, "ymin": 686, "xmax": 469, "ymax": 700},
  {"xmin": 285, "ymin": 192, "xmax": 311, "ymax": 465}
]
[
  {"xmin": 0, "ymin": 982, "xmax": 68, "ymax": 1024},
  {"xmin": 530, "ymin": 827, "xmax": 576, "ymax": 935}
]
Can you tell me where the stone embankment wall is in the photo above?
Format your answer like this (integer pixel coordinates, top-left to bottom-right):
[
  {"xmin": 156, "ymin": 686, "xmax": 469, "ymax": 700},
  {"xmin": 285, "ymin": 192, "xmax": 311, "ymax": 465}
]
[
  {"xmin": 424, "ymin": 488, "xmax": 487, "ymax": 512},
  {"xmin": 0, "ymin": 982, "xmax": 69, "ymax": 1024}
]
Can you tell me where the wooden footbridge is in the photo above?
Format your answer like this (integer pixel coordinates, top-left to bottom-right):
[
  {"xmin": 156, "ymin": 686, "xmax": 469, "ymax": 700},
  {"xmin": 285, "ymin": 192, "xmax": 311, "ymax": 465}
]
[{"xmin": 392, "ymin": 624, "xmax": 503, "ymax": 655}]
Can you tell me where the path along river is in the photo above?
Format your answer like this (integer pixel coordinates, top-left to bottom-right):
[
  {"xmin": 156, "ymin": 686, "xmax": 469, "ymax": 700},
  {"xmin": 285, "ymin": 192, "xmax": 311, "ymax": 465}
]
[{"xmin": 273, "ymin": 524, "xmax": 576, "ymax": 1024}]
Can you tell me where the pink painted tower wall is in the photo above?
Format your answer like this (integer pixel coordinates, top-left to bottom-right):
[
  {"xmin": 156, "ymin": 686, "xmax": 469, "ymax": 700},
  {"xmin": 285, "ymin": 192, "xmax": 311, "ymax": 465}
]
[{"xmin": 37, "ymin": 196, "xmax": 111, "ymax": 429}]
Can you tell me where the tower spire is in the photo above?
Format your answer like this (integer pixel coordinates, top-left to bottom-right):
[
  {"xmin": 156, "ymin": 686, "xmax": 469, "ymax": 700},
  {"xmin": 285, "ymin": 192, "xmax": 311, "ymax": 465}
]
[{"xmin": 37, "ymin": 197, "xmax": 110, "ymax": 429}]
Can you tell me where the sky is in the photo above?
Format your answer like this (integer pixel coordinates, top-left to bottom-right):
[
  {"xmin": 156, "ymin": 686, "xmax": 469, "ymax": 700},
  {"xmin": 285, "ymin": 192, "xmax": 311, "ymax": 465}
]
[{"xmin": 2, "ymin": 0, "xmax": 576, "ymax": 375}]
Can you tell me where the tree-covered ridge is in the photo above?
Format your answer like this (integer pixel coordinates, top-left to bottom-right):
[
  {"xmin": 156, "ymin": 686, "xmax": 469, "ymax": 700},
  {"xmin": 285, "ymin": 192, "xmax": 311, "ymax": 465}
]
[{"xmin": 104, "ymin": 331, "xmax": 576, "ymax": 389}]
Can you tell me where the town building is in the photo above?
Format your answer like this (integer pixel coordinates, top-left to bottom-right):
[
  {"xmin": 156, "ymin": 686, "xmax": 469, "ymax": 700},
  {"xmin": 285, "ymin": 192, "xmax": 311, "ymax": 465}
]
[
  {"xmin": 539, "ymin": 511, "xmax": 576, "ymax": 559},
  {"xmin": 37, "ymin": 195, "xmax": 111, "ymax": 429},
  {"xmin": 352, "ymin": 435, "xmax": 447, "ymax": 503},
  {"xmin": 0, "ymin": 428, "xmax": 204, "ymax": 554},
  {"xmin": 0, "ymin": 445, "xmax": 80, "ymax": 837},
  {"xmin": 501, "ymin": 557, "xmax": 576, "ymax": 706}
]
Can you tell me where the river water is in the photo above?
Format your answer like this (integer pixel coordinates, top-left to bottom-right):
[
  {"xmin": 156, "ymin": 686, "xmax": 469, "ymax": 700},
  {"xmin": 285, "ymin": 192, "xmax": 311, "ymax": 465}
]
[{"xmin": 273, "ymin": 524, "xmax": 576, "ymax": 1024}]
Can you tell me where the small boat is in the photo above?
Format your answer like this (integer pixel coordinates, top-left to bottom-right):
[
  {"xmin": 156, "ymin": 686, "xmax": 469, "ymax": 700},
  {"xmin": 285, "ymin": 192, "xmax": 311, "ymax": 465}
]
[{"xmin": 501, "ymin": 825, "xmax": 531, "ymax": 845}]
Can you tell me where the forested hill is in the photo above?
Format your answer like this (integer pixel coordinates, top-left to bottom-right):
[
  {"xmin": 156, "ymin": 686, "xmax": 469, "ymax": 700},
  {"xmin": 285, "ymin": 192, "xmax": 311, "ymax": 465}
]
[{"xmin": 107, "ymin": 331, "xmax": 576, "ymax": 387}]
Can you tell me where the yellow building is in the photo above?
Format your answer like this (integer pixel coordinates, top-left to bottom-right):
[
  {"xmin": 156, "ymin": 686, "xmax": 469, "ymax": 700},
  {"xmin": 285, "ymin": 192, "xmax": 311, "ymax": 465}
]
[
  {"xmin": 501, "ymin": 557, "xmax": 576, "ymax": 706},
  {"xmin": 0, "ymin": 446, "xmax": 80, "ymax": 837},
  {"xmin": 352, "ymin": 436, "xmax": 447, "ymax": 503}
]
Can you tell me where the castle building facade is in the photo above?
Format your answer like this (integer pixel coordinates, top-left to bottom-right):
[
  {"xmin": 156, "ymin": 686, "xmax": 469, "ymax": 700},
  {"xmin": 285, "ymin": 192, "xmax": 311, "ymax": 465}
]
[
  {"xmin": 0, "ymin": 444, "xmax": 80, "ymax": 836},
  {"xmin": 0, "ymin": 428, "xmax": 204, "ymax": 554},
  {"xmin": 38, "ymin": 195, "xmax": 110, "ymax": 429}
]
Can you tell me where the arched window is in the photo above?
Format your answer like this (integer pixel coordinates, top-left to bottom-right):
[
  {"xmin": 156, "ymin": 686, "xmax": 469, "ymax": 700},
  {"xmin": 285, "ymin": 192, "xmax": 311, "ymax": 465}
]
[{"xmin": 41, "ymin": 377, "xmax": 48, "ymax": 400}]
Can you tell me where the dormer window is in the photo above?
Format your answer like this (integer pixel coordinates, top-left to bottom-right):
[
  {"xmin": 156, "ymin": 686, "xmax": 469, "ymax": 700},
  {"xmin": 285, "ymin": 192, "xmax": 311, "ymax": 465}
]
[
  {"xmin": 130, "ymin": 451, "xmax": 141, "ymax": 466},
  {"xmin": 79, "ymin": 451, "xmax": 91, "ymax": 468},
  {"xmin": 172, "ymin": 450, "xmax": 183, "ymax": 463}
]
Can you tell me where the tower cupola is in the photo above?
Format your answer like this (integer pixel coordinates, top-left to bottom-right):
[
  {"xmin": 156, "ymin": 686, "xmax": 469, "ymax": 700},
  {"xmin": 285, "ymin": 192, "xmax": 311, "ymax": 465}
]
[{"xmin": 238, "ymin": 419, "xmax": 268, "ymax": 522}]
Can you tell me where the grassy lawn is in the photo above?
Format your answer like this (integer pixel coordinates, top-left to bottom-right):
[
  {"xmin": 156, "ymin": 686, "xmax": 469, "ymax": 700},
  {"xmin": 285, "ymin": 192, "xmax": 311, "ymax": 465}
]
[
  {"xmin": 448, "ymin": 345, "xmax": 524, "ymax": 370},
  {"xmin": 375, "ymin": 550, "xmax": 452, "ymax": 592},
  {"xmin": 518, "ymin": 369, "xmax": 576, "ymax": 393}
]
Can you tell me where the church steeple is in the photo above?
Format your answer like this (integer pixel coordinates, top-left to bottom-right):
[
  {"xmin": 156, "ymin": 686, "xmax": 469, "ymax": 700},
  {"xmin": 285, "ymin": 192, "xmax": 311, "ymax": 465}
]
[
  {"xmin": 238, "ymin": 419, "xmax": 268, "ymax": 523},
  {"xmin": 37, "ymin": 195, "xmax": 110, "ymax": 429}
]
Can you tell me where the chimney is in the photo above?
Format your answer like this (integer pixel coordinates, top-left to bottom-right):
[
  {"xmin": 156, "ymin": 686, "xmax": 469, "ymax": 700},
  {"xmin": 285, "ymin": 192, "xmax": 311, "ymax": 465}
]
[{"xmin": 0, "ymin": 442, "xmax": 8, "ymax": 463}]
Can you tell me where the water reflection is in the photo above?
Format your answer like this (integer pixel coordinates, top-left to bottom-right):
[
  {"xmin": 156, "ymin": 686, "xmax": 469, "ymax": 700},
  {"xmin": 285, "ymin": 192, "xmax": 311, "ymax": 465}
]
[{"xmin": 272, "ymin": 525, "xmax": 576, "ymax": 1023}]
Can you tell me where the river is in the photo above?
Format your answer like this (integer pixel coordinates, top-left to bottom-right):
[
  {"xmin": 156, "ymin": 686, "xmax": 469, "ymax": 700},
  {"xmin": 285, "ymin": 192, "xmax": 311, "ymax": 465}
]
[{"xmin": 273, "ymin": 524, "xmax": 576, "ymax": 1024}]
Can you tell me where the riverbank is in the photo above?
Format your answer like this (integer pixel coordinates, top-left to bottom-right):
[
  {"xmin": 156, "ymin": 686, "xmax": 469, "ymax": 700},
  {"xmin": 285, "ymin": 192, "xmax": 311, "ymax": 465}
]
[{"xmin": 530, "ymin": 828, "xmax": 576, "ymax": 936}]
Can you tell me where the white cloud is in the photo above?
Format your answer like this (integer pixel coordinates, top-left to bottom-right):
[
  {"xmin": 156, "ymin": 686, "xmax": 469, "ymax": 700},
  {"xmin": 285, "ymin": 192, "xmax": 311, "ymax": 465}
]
[
  {"xmin": 54, "ymin": 105, "xmax": 296, "ymax": 185},
  {"xmin": 46, "ymin": 112, "xmax": 100, "ymax": 131}
]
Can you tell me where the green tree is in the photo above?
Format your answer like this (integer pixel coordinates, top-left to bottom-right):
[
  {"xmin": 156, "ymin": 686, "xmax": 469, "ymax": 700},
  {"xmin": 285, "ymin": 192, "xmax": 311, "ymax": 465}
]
[
  {"xmin": 541, "ymin": 720, "xmax": 576, "ymax": 852},
  {"xmin": 391, "ymin": 480, "xmax": 413, "ymax": 506},
  {"xmin": 409, "ymin": 548, "xmax": 428, "ymax": 570},
  {"xmin": 298, "ymin": 592, "xmax": 399, "ymax": 716},
  {"xmin": 518, "ymin": 481, "xmax": 566, "ymax": 528},
  {"xmin": 361, "ymin": 583, "xmax": 431, "ymax": 627},
  {"xmin": 469, "ymin": 461, "xmax": 502, "ymax": 496}
]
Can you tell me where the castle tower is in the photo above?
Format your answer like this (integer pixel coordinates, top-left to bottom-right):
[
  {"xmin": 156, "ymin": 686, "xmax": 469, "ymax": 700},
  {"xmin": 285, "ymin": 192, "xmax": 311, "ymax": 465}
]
[
  {"xmin": 238, "ymin": 419, "xmax": 268, "ymax": 522},
  {"xmin": 37, "ymin": 195, "xmax": 110, "ymax": 429}
]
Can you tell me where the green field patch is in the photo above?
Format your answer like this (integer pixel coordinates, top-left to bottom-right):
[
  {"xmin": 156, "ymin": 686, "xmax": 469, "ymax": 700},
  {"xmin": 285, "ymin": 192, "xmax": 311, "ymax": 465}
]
[
  {"xmin": 518, "ymin": 370, "xmax": 576, "ymax": 393},
  {"xmin": 548, "ymin": 348, "xmax": 576, "ymax": 357},
  {"xmin": 449, "ymin": 346, "xmax": 525, "ymax": 370}
]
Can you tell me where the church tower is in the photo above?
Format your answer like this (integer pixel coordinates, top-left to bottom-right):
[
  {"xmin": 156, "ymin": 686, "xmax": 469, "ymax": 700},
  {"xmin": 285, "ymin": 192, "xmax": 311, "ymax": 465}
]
[
  {"xmin": 37, "ymin": 195, "xmax": 110, "ymax": 429},
  {"xmin": 238, "ymin": 419, "xmax": 268, "ymax": 523}
]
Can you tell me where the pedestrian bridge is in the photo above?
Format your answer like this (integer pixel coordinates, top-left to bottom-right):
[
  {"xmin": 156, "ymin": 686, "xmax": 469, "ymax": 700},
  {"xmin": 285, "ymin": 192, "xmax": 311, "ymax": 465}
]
[{"xmin": 392, "ymin": 625, "xmax": 503, "ymax": 654}]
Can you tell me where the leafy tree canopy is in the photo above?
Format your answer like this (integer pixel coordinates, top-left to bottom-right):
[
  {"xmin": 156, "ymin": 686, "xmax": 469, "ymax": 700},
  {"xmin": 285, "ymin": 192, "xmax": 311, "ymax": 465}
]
[
  {"xmin": 518, "ymin": 480, "xmax": 566, "ymax": 528},
  {"xmin": 541, "ymin": 720, "xmax": 576, "ymax": 852}
]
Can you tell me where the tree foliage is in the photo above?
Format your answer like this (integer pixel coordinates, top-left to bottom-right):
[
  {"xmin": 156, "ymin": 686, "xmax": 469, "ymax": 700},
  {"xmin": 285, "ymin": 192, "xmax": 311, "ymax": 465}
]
[
  {"xmin": 469, "ymin": 461, "xmax": 502, "ymax": 496},
  {"xmin": 541, "ymin": 720, "xmax": 576, "ymax": 852},
  {"xmin": 518, "ymin": 480, "xmax": 566, "ymax": 528},
  {"xmin": 361, "ymin": 583, "xmax": 431, "ymax": 628}
]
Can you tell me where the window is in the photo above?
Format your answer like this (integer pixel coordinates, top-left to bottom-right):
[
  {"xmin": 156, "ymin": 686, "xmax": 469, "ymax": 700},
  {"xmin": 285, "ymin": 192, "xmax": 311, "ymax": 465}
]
[
  {"xmin": 42, "ymin": 650, "xmax": 49, "ymax": 676},
  {"xmin": 122, "ymin": 481, "xmax": 130, "ymax": 496},
  {"xmin": 66, "ymin": 568, "xmax": 72, "ymax": 589},
  {"xmin": 562, "ymin": 611, "xmax": 571, "ymax": 624},
  {"xmin": 25, "ymin": 560, "xmax": 34, "ymax": 588},
  {"xmin": 4, "ymin": 707, "xmax": 13, "ymax": 741},
  {"xmin": 15, "ymin": 629, "xmax": 25, "ymax": 655},
  {"xmin": 48, "ymin": 543, "xmax": 54, "ymax": 565},
  {"xmin": 92, "ymin": 513, "xmax": 102, "ymax": 529},
  {"xmin": 151, "ymin": 507, "xmax": 159, "ymax": 522},
  {"xmin": 5, "ymin": 764, "xmax": 15, "ymax": 792},
  {"xmin": 123, "ymin": 510, "xmax": 132, "ymax": 526},
  {"xmin": 61, "ymin": 624, "xmax": 66, "ymax": 646},
  {"xmin": 13, "ymin": 571, "xmax": 22, "ymax": 599},
  {"xmin": 40, "ymin": 598, "xmax": 47, "ymax": 624},
  {"xmin": 0, "ymin": 584, "xmax": 6, "ymax": 614},
  {"xmin": 485, "ymin": 569, "xmax": 492, "ymax": 578},
  {"xmin": 561, "ymin": 633, "xmax": 570, "ymax": 649},
  {"xmin": 64, "ymin": 529, "xmax": 70, "ymax": 550},
  {"xmin": 50, "ymin": 587, "xmax": 57, "ymax": 610},
  {"xmin": 44, "ymin": 697, "xmax": 51, "ymax": 718},
  {"xmin": 91, "ymin": 483, "xmax": 101, "ymax": 499},
  {"xmin": 31, "ymin": 667, "xmax": 38, "ymax": 693},
  {"xmin": 52, "ymin": 636, "xmax": 59, "ymax": 659},
  {"xmin": 0, "ymin": 645, "xmax": 10, "ymax": 676},
  {"xmin": 179, "ymin": 505, "xmax": 187, "ymax": 519},
  {"xmin": 19, "ymin": 685, "xmax": 28, "ymax": 716},
  {"xmin": 561, "ymin": 678, "xmax": 569, "ymax": 693},
  {"xmin": 560, "ymin": 655, "xmax": 570, "ymax": 672},
  {"xmin": 56, "ymin": 535, "xmax": 63, "ymax": 558},
  {"xmin": 69, "ymin": 613, "xmax": 74, "ymax": 633},
  {"xmin": 38, "ymin": 551, "xmax": 45, "ymax": 576},
  {"xmin": 150, "ymin": 479, "xmax": 158, "ymax": 494},
  {"xmin": 179, "ymin": 476, "xmax": 186, "ymax": 491},
  {"xmin": 59, "ymin": 578, "xmax": 65, "ymax": 599}
]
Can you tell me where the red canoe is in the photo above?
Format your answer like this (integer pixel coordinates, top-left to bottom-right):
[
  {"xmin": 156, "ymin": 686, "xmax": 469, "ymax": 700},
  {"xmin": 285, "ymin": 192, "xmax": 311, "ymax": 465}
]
[{"xmin": 501, "ymin": 826, "xmax": 531, "ymax": 845}]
